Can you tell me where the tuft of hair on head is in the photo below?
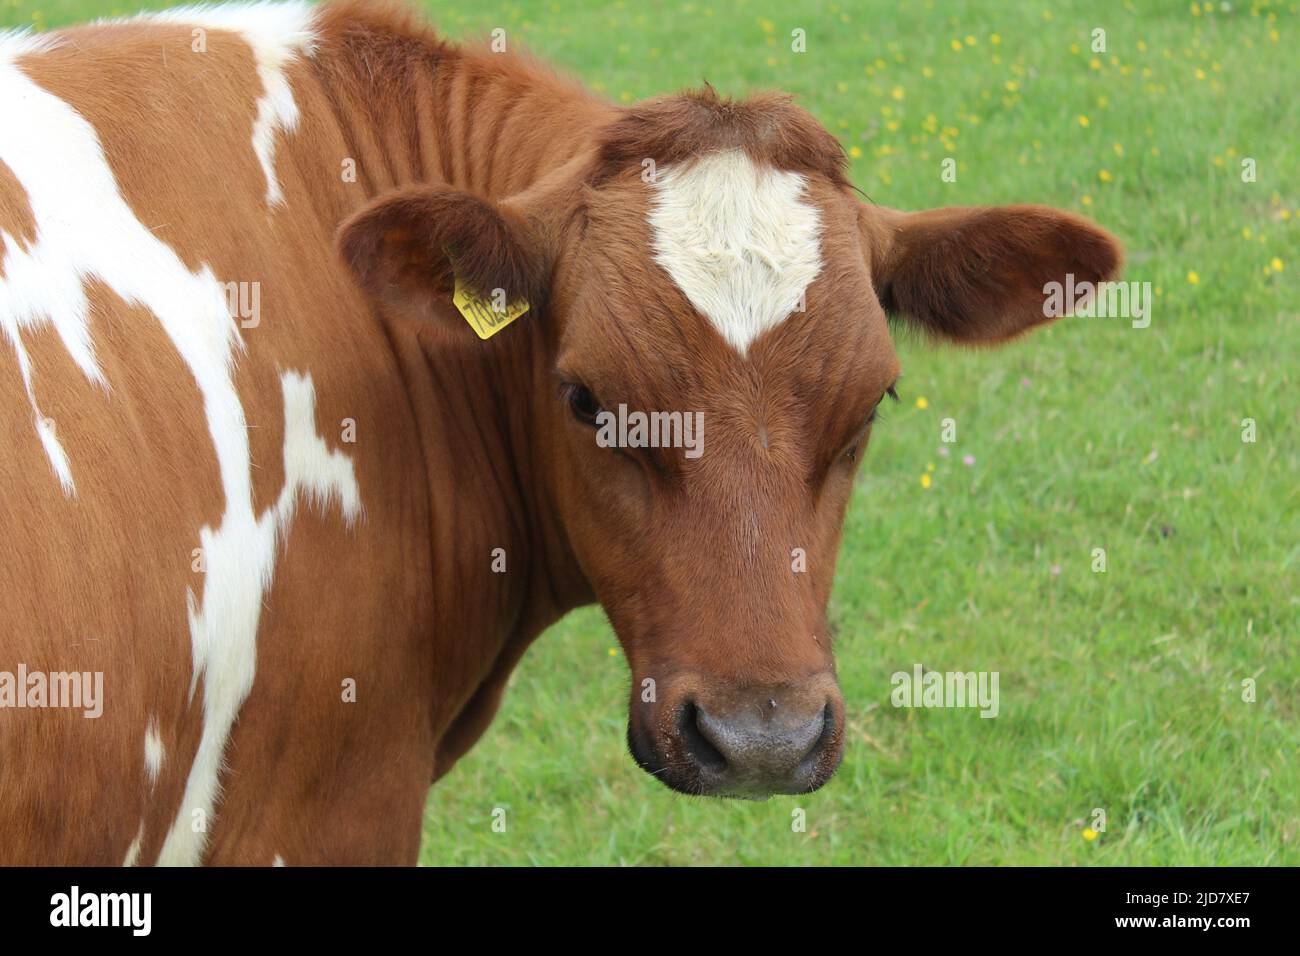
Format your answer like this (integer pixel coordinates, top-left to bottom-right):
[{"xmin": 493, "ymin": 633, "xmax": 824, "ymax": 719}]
[{"xmin": 589, "ymin": 86, "xmax": 850, "ymax": 189}]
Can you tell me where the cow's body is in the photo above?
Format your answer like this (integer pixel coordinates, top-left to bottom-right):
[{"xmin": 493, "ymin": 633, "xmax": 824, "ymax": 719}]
[
  {"xmin": 0, "ymin": 0, "xmax": 605, "ymax": 865},
  {"xmin": 1, "ymin": 1, "xmax": 1121, "ymax": 865}
]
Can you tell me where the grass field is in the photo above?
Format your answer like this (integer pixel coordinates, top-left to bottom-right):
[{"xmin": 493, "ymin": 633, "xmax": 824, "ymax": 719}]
[{"xmin": 7, "ymin": 0, "xmax": 1296, "ymax": 865}]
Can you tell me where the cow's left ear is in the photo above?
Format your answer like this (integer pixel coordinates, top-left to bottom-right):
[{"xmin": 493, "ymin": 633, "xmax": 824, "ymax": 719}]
[
  {"xmin": 337, "ymin": 184, "xmax": 547, "ymax": 316},
  {"xmin": 860, "ymin": 203, "xmax": 1123, "ymax": 344}
]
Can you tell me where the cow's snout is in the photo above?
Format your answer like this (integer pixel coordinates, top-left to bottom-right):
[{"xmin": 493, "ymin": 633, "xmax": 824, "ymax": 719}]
[
  {"xmin": 632, "ymin": 677, "xmax": 844, "ymax": 798},
  {"xmin": 684, "ymin": 697, "xmax": 829, "ymax": 784}
]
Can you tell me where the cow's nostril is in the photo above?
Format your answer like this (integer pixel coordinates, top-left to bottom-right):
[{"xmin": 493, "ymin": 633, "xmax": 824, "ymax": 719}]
[
  {"xmin": 678, "ymin": 700, "xmax": 728, "ymax": 773},
  {"xmin": 684, "ymin": 699, "xmax": 828, "ymax": 788},
  {"xmin": 796, "ymin": 702, "xmax": 836, "ymax": 776}
]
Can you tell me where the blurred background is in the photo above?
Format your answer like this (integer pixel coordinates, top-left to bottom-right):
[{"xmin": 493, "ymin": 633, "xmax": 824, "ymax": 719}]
[{"xmin": 6, "ymin": 0, "xmax": 1295, "ymax": 864}]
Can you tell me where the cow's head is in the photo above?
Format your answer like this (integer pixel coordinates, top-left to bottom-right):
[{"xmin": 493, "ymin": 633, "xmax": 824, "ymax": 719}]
[{"xmin": 338, "ymin": 90, "xmax": 1121, "ymax": 799}]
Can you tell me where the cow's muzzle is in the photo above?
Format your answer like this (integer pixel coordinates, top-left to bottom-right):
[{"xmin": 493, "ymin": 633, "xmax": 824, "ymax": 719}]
[{"xmin": 629, "ymin": 677, "xmax": 844, "ymax": 798}]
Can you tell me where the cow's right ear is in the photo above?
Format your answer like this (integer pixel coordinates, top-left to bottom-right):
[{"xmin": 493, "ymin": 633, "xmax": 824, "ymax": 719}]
[
  {"xmin": 859, "ymin": 202, "xmax": 1123, "ymax": 345},
  {"xmin": 336, "ymin": 184, "xmax": 547, "ymax": 316}
]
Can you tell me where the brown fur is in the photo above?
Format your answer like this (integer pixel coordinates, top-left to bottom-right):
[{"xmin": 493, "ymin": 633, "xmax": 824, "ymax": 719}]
[
  {"xmin": 0, "ymin": 159, "xmax": 35, "ymax": 273},
  {"xmin": 863, "ymin": 204, "xmax": 1124, "ymax": 343},
  {"xmin": 590, "ymin": 86, "xmax": 851, "ymax": 190},
  {"xmin": 0, "ymin": 0, "xmax": 1121, "ymax": 863},
  {"xmin": 337, "ymin": 184, "xmax": 547, "ymax": 307}
]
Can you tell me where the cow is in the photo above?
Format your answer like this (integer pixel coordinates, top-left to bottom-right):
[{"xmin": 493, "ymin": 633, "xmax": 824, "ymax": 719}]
[{"xmin": 0, "ymin": 0, "xmax": 1121, "ymax": 865}]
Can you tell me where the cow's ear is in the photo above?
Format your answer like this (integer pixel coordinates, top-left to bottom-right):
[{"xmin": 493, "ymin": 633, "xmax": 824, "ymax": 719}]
[
  {"xmin": 860, "ymin": 203, "xmax": 1123, "ymax": 344},
  {"xmin": 336, "ymin": 184, "xmax": 547, "ymax": 316}
]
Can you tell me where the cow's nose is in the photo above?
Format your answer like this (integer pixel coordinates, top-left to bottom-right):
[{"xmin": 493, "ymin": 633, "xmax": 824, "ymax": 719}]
[{"xmin": 678, "ymin": 697, "xmax": 833, "ymax": 796}]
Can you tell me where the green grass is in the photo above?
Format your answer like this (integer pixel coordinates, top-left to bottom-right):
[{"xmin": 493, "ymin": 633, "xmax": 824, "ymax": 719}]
[{"xmin": 9, "ymin": 0, "xmax": 1296, "ymax": 865}]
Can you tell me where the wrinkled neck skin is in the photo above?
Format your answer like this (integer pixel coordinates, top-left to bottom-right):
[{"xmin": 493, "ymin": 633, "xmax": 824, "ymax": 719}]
[{"xmin": 301, "ymin": 24, "xmax": 610, "ymax": 774}]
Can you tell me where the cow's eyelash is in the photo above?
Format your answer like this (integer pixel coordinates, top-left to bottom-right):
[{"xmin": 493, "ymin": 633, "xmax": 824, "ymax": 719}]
[
  {"xmin": 559, "ymin": 380, "xmax": 603, "ymax": 427},
  {"xmin": 848, "ymin": 383, "xmax": 899, "ymax": 460},
  {"xmin": 866, "ymin": 383, "xmax": 900, "ymax": 426}
]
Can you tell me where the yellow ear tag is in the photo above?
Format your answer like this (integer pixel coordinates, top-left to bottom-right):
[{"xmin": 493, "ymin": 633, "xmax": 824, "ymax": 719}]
[{"xmin": 452, "ymin": 277, "xmax": 529, "ymax": 340}]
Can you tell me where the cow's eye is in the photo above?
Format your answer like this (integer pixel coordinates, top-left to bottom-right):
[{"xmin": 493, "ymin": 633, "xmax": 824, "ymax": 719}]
[
  {"xmin": 844, "ymin": 384, "xmax": 898, "ymax": 463},
  {"xmin": 844, "ymin": 413, "xmax": 874, "ymax": 464},
  {"xmin": 844, "ymin": 425, "xmax": 868, "ymax": 464},
  {"xmin": 562, "ymin": 382, "xmax": 603, "ymax": 427}
]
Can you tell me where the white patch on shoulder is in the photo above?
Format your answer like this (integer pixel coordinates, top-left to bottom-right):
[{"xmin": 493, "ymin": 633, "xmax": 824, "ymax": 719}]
[
  {"xmin": 1, "ymin": 37, "xmax": 107, "ymax": 495},
  {"xmin": 272, "ymin": 854, "xmax": 286, "ymax": 866},
  {"xmin": 275, "ymin": 371, "xmax": 363, "ymax": 526},
  {"xmin": 165, "ymin": 372, "xmax": 358, "ymax": 867},
  {"xmin": 113, "ymin": 2, "xmax": 319, "ymax": 207},
  {"xmin": 647, "ymin": 149, "xmax": 823, "ymax": 357},
  {"xmin": 0, "ymin": 47, "xmax": 360, "ymax": 866},
  {"xmin": 144, "ymin": 717, "xmax": 165, "ymax": 787},
  {"xmin": 166, "ymin": 370, "xmax": 359, "ymax": 867},
  {"xmin": 123, "ymin": 823, "xmax": 145, "ymax": 867}
]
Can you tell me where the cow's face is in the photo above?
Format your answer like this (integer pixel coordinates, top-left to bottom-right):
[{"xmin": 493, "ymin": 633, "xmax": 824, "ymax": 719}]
[
  {"xmin": 339, "ymin": 93, "xmax": 1121, "ymax": 799},
  {"xmin": 535, "ymin": 160, "xmax": 894, "ymax": 799}
]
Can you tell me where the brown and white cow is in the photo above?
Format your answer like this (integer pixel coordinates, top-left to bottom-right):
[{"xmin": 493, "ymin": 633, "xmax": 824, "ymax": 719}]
[{"xmin": 0, "ymin": 0, "xmax": 1120, "ymax": 864}]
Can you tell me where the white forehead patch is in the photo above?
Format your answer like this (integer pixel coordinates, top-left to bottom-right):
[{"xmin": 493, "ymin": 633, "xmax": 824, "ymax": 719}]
[{"xmin": 647, "ymin": 149, "xmax": 823, "ymax": 356}]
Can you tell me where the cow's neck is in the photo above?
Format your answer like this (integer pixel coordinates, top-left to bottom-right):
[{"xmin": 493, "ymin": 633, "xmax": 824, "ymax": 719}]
[
  {"xmin": 311, "ymin": 8, "xmax": 614, "ymax": 199},
  {"xmin": 303, "ymin": 9, "xmax": 606, "ymax": 766}
]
